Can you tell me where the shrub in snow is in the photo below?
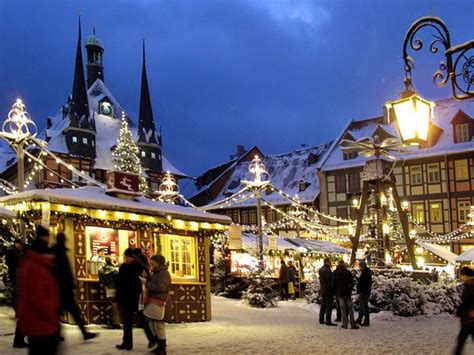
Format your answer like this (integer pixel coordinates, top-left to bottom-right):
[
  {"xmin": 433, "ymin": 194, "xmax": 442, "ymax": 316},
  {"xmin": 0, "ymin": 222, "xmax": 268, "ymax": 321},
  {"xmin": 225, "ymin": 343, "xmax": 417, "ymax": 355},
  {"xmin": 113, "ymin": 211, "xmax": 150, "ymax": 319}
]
[
  {"xmin": 211, "ymin": 255, "xmax": 249, "ymax": 299},
  {"xmin": 304, "ymin": 273, "xmax": 321, "ymax": 305},
  {"xmin": 242, "ymin": 269, "xmax": 278, "ymax": 308},
  {"xmin": 0, "ymin": 255, "xmax": 13, "ymax": 306}
]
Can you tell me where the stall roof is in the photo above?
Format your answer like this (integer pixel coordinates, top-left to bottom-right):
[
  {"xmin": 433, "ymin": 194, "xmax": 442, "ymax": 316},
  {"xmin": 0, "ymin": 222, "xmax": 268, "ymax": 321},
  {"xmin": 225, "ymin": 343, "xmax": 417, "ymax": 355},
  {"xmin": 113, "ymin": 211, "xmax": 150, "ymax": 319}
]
[
  {"xmin": 417, "ymin": 242, "xmax": 458, "ymax": 263},
  {"xmin": 0, "ymin": 206, "xmax": 15, "ymax": 218},
  {"xmin": 0, "ymin": 187, "xmax": 231, "ymax": 224},
  {"xmin": 455, "ymin": 247, "xmax": 474, "ymax": 262},
  {"xmin": 241, "ymin": 233, "xmax": 297, "ymax": 253},
  {"xmin": 285, "ymin": 238, "xmax": 350, "ymax": 255}
]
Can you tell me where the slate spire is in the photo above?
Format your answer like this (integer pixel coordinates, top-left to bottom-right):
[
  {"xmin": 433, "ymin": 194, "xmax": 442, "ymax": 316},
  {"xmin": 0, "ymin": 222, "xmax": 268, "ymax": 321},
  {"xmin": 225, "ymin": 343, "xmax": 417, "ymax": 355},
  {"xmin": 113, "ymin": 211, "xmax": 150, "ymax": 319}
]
[{"xmin": 138, "ymin": 39, "xmax": 158, "ymax": 144}]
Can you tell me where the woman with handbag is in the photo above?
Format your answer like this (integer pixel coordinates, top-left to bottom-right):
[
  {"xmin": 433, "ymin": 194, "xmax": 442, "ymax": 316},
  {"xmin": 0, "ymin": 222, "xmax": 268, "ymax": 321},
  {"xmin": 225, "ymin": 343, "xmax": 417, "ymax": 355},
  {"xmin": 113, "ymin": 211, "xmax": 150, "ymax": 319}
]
[{"xmin": 141, "ymin": 254, "xmax": 171, "ymax": 355}]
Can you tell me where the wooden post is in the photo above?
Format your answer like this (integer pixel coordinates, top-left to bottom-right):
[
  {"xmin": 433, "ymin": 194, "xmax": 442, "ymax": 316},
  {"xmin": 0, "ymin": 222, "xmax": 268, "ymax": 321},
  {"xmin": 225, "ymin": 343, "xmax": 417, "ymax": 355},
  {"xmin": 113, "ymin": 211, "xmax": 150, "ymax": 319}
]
[
  {"xmin": 390, "ymin": 181, "xmax": 419, "ymax": 270},
  {"xmin": 350, "ymin": 180, "xmax": 369, "ymax": 266}
]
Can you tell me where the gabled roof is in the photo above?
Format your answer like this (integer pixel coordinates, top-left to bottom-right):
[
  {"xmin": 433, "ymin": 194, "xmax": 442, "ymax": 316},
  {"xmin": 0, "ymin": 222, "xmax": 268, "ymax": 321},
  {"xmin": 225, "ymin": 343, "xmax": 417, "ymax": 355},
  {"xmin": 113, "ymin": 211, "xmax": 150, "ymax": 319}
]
[{"xmin": 450, "ymin": 109, "xmax": 472, "ymax": 125}]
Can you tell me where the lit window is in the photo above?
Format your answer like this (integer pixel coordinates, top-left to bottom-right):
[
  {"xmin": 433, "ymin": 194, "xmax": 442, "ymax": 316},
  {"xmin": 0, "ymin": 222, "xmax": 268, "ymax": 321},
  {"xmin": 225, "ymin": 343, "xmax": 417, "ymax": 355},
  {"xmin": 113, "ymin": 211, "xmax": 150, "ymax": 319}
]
[
  {"xmin": 83, "ymin": 137, "xmax": 88, "ymax": 145},
  {"xmin": 455, "ymin": 159, "xmax": 469, "ymax": 181},
  {"xmin": 427, "ymin": 163, "xmax": 440, "ymax": 183},
  {"xmin": 151, "ymin": 152, "xmax": 156, "ymax": 159},
  {"xmin": 455, "ymin": 124, "xmax": 469, "ymax": 143},
  {"xmin": 141, "ymin": 151, "xmax": 146, "ymax": 157},
  {"xmin": 91, "ymin": 140, "xmax": 95, "ymax": 147},
  {"xmin": 412, "ymin": 203, "xmax": 424, "ymax": 223},
  {"xmin": 410, "ymin": 166, "xmax": 422, "ymax": 185},
  {"xmin": 72, "ymin": 136, "xmax": 77, "ymax": 143},
  {"xmin": 249, "ymin": 210, "xmax": 256, "ymax": 225},
  {"xmin": 162, "ymin": 235, "xmax": 196, "ymax": 279},
  {"xmin": 457, "ymin": 200, "xmax": 471, "ymax": 222},
  {"xmin": 429, "ymin": 202, "xmax": 442, "ymax": 223}
]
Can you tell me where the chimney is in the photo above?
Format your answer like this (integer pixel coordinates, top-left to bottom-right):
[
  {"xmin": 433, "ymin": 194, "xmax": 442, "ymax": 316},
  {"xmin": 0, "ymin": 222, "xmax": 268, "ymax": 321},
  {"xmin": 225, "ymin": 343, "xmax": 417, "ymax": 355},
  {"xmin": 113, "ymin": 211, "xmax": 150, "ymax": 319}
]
[{"xmin": 230, "ymin": 145, "xmax": 246, "ymax": 160}]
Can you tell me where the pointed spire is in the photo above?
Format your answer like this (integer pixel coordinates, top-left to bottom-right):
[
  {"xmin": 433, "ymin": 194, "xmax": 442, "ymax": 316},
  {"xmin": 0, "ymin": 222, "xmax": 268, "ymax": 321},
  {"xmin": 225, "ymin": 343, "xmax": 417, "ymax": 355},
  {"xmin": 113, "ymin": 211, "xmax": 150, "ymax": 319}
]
[
  {"xmin": 70, "ymin": 15, "xmax": 90, "ymax": 129},
  {"xmin": 138, "ymin": 39, "xmax": 157, "ymax": 144}
]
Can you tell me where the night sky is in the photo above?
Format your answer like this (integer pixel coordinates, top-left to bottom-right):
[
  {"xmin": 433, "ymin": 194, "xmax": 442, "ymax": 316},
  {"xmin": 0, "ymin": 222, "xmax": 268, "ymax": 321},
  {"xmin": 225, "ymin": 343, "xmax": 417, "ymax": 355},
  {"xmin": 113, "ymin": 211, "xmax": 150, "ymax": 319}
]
[{"xmin": 0, "ymin": 0, "xmax": 472, "ymax": 177}]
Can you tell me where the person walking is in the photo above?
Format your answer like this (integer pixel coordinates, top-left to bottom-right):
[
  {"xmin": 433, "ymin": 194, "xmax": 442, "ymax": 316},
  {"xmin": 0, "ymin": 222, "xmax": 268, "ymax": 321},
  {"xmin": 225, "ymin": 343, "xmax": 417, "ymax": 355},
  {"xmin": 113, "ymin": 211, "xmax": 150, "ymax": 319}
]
[
  {"xmin": 6, "ymin": 238, "xmax": 27, "ymax": 348},
  {"xmin": 333, "ymin": 260, "xmax": 359, "ymax": 330},
  {"xmin": 454, "ymin": 266, "xmax": 474, "ymax": 355},
  {"xmin": 356, "ymin": 261, "xmax": 372, "ymax": 326},
  {"xmin": 98, "ymin": 256, "xmax": 120, "ymax": 329},
  {"xmin": 115, "ymin": 248, "xmax": 142, "ymax": 350},
  {"xmin": 17, "ymin": 226, "xmax": 61, "ymax": 354},
  {"xmin": 287, "ymin": 261, "xmax": 297, "ymax": 300},
  {"xmin": 142, "ymin": 254, "xmax": 171, "ymax": 355},
  {"xmin": 279, "ymin": 260, "xmax": 290, "ymax": 301},
  {"xmin": 318, "ymin": 257, "xmax": 337, "ymax": 326}
]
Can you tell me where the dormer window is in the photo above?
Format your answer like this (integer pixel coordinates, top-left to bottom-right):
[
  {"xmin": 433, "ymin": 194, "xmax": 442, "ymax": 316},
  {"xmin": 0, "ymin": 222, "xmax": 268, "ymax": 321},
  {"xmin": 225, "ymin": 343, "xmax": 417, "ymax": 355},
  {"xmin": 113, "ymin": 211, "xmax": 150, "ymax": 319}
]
[
  {"xmin": 455, "ymin": 123, "xmax": 469, "ymax": 143},
  {"xmin": 299, "ymin": 180, "xmax": 309, "ymax": 192},
  {"xmin": 343, "ymin": 151, "xmax": 357, "ymax": 160},
  {"xmin": 308, "ymin": 153, "xmax": 318, "ymax": 165}
]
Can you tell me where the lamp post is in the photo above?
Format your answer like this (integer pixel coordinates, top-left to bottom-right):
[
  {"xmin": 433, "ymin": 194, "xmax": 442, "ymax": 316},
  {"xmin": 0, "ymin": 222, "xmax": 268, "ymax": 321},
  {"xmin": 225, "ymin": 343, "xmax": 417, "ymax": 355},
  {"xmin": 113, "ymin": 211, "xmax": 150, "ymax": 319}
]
[
  {"xmin": 0, "ymin": 99, "xmax": 38, "ymax": 193},
  {"xmin": 401, "ymin": 16, "xmax": 473, "ymax": 101}
]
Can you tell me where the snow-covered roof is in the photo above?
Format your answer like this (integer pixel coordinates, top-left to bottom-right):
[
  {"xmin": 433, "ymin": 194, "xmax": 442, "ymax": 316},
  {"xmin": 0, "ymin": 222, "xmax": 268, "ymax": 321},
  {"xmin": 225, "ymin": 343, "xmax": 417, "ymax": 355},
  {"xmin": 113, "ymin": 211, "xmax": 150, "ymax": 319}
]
[
  {"xmin": 417, "ymin": 242, "xmax": 458, "ymax": 263},
  {"xmin": 0, "ymin": 206, "xmax": 15, "ymax": 218},
  {"xmin": 0, "ymin": 186, "xmax": 230, "ymax": 224},
  {"xmin": 202, "ymin": 143, "xmax": 331, "ymax": 208},
  {"xmin": 36, "ymin": 79, "xmax": 187, "ymax": 177},
  {"xmin": 285, "ymin": 238, "xmax": 350, "ymax": 255},
  {"xmin": 455, "ymin": 247, "xmax": 474, "ymax": 262},
  {"xmin": 321, "ymin": 97, "xmax": 474, "ymax": 171},
  {"xmin": 241, "ymin": 233, "xmax": 297, "ymax": 253}
]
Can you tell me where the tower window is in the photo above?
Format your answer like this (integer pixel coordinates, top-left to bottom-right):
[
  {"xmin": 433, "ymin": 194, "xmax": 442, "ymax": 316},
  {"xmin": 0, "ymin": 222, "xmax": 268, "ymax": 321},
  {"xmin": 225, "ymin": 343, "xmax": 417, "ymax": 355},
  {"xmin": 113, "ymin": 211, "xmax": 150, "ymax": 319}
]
[
  {"xmin": 72, "ymin": 136, "xmax": 77, "ymax": 143},
  {"xmin": 83, "ymin": 137, "xmax": 88, "ymax": 145},
  {"xmin": 151, "ymin": 152, "xmax": 156, "ymax": 159},
  {"xmin": 141, "ymin": 151, "xmax": 146, "ymax": 157}
]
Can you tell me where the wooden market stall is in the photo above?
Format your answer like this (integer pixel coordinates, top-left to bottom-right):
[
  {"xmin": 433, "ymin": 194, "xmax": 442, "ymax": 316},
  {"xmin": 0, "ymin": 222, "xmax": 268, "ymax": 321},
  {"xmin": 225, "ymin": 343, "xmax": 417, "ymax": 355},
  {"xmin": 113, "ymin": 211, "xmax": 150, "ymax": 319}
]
[{"xmin": 0, "ymin": 186, "xmax": 231, "ymax": 324}]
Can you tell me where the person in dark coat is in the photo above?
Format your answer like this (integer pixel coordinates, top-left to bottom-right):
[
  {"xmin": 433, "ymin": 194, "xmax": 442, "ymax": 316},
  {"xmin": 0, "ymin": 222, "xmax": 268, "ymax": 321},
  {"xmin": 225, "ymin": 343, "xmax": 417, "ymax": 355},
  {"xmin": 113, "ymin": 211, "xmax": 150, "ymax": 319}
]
[
  {"xmin": 115, "ymin": 248, "xmax": 142, "ymax": 350},
  {"xmin": 279, "ymin": 260, "xmax": 290, "ymax": 301},
  {"xmin": 454, "ymin": 267, "xmax": 474, "ymax": 355},
  {"xmin": 6, "ymin": 238, "xmax": 27, "ymax": 348},
  {"xmin": 98, "ymin": 256, "xmax": 120, "ymax": 329},
  {"xmin": 318, "ymin": 257, "xmax": 337, "ymax": 326},
  {"xmin": 332, "ymin": 260, "xmax": 359, "ymax": 329},
  {"xmin": 287, "ymin": 261, "xmax": 297, "ymax": 300},
  {"xmin": 52, "ymin": 233, "xmax": 97, "ymax": 341},
  {"xmin": 356, "ymin": 261, "xmax": 372, "ymax": 326},
  {"xmin": 17, "ymin": 226, "xmax": 61, "ymax": 355}
]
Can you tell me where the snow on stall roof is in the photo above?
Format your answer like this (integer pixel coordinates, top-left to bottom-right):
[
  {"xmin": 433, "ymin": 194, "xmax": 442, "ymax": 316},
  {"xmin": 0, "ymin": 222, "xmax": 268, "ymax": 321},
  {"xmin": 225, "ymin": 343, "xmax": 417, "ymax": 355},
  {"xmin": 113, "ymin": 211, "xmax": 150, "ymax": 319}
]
[
  {"xmin": 321, "ymin": 97, "xmax": 474, "ymax": 171},
  {"xmin": 0, "ymin": 140, "xmax": 16, "ymax": 173},
  {"xmin": 206, "ymin": 143, "xmax": 331, "ymax": 208},
  {"xmin": 455, "ymin": 247, "xmax": 474, "ymax": 262},
  {"xmin": 417, "ymin": 241, "xmax": 457, "ymax": 263},
  {"xmin": 241, "ymin": 233, "xmax": 297, "ymax": 253},
  {"xmin": 285, "ymin": 238, "xmax": 350, "ymax": 255},
  {"xmin": 0, "ymin": 206, "xmax": 15, "ymax": 218},
  {"xmin": 0, "ymin": 186, "xmax": 231, "ymax": 224}
]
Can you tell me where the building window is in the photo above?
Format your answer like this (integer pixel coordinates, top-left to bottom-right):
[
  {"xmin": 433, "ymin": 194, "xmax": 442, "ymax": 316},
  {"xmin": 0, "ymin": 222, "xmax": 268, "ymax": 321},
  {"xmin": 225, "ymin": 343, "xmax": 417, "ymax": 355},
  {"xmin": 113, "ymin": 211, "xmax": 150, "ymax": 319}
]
[
  {"xmin": 151, "ymin": 152, "xmax": 156, "ymax": 159},
  {"xmin": 348, "ymin": 172, "xmax": 360, "ymax": 192},
  {"xmin": 91, "ymin": 140, "xmax": 95, "ymax": 147},
  {"xmin": 83, "ymin": 137, "xmax": 88, "ymax": 145},
  {"xmin": 141, "ymin": 151, "xmax": 146, "ymax": 158},
  {"xmin": 455, "ymin": 159, "xmax": 469, "ymax": 181},
  {"xmin": 458, "ymin": 200, "xmax": 471, "ymax": 222},
  {"xmin": 335, "ymin": 174, "xmax": 346, "ymax": 193},
  {"xmin": 232, "ymin": 210, "xmax": 240, "ymax": 224},
  {"xmin": 241, "ymin": 210, "xmax": 249, "ymax": 225},
  {"xmin": 427, "ymin": 163, "xmax": 440, "ymax": 183},
  {"xmin": 429, "ymin": 202, "xmax": 442, "ymax": 223},
  {"xmin": 249, "ymin": 210, "xmax": 257, "ymax": 225},
  {"xmin": 163, "ymin": 235, "xmax": 196, "ymax": 279},
  {"xmin": 267, "ymin": 208, "xmax": 275, "ymax": 223},
  {"xmin": 72, "ymin": 136, "xmax": 77, "ymax": 143},
  {"xmin": 410, "ymin": 166, "xmax": 422, "ymax": 185},
  {"xmin": 455, "ymin": 123, "xmax": 470, "ymax": 143},
  {"xmin": 336, "ymin": 207, "xmax": 348, "ymax": 220},
  {"xmin": 412, "ymin": 203, "xmax": 424, "ymax": 223},
  {"xmin": 343, "ymin": 151, "xmax": 357, "ymax": 160}
]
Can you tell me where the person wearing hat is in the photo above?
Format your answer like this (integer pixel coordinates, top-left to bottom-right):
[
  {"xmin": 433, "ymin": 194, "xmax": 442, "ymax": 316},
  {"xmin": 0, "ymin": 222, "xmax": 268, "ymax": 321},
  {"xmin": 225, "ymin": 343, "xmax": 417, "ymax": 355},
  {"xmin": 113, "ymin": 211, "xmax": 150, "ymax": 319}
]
[
  {"xmin": 356, "ymin": 260, "xmax": 372, "ymax": 326},
  {"xmin": 6, "ymin": 237, "xmax": 26, "ymax": 348},
  {"xmin": 17, "ymin": 225, "xmax": 61, "ymax": 354},
  {"xmin": 115, "ymin": 247, "xmax": 143, "ymax": 350},
  {"xmin": 141, "ymin": 254, "xmax": 171, "ymax": 354}
]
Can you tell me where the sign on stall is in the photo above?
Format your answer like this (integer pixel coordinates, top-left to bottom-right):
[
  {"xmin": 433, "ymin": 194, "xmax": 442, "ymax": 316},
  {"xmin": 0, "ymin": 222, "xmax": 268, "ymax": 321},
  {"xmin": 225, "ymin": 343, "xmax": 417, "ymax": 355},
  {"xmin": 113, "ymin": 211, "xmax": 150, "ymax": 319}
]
[
  {"xmin": 228, "ymin": 224, "xmax": 242, "ymax": 249},
  {"xmin": 268, "ymin": 236, "xmax": 277, "ymax": 250}
]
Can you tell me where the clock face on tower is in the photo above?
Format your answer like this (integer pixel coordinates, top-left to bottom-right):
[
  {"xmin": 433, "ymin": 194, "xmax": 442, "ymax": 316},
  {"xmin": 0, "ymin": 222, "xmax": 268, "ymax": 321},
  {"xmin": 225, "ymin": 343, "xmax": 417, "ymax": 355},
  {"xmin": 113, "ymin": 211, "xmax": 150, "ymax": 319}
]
[{"xmin": 100, "ymin": 102, "xmax": 113, "ymax": 117}]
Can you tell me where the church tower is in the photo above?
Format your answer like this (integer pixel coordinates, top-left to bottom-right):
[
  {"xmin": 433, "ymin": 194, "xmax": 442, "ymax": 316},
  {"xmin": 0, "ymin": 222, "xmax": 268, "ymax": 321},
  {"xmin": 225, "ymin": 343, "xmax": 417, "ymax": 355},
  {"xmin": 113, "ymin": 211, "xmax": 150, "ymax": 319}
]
[
  {"xmin": 137, "ymin": 40, "xmax": 163, "ymax": 172},
  {"xmin": 64, "ymin": 16, "xmax": 96, "ymax": 159},
  {"xmin": 85, "ymin": 27, "xmax": 104, "ymax": 88}
]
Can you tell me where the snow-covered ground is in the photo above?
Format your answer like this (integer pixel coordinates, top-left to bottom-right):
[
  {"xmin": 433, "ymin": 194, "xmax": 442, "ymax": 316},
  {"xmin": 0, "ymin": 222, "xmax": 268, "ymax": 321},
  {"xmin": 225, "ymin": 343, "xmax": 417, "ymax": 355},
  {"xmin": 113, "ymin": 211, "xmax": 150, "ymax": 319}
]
[{"xmin": 0, "ymin": 296, "xmax": 472, "ymax": 354}]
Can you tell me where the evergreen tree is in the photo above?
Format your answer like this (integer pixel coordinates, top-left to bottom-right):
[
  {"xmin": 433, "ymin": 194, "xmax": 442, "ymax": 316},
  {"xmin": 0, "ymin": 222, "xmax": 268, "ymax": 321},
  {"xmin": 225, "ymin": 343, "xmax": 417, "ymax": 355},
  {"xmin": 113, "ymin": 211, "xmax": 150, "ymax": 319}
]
[{"xmin": 112, "ymin": 112, "xmax": 148, "ymax": 193}]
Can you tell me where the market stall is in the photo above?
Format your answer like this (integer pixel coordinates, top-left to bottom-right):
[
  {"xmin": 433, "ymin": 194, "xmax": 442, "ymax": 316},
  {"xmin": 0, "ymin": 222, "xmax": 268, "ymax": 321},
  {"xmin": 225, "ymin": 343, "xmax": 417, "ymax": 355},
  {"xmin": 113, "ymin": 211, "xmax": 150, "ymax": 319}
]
[{"xmin": 455, "ymin": 247, "xmax": 474, "ymax": 264}]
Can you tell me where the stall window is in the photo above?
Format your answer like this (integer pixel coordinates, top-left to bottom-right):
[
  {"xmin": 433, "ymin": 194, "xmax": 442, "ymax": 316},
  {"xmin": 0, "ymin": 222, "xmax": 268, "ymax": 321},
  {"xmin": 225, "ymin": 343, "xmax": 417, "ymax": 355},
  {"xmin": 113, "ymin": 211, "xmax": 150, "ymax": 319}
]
[
  {"xmin": 410, "ymin": 166, "xmax": 422, "ymax": 185},
  {"xmin": 457, "ymin": 200, "xmax": 471, "ymax": 222},
  {"xmin": 429, "ymin": 202, "xmax": 442, "ymax": 223},
  {"xmin": 163, "ymin": 235, "xmax": 196, "ymax": 279},
  {"xmin": 427, "ymin": 163, "xmax": 440, "ymax": 183},
  {"xmin": 412, "ymin": 203, "xmax": 424, "ymax": 223},
  {"xmin": 455, "ymin": 159, "xmax": 469, "ymax": 181}
]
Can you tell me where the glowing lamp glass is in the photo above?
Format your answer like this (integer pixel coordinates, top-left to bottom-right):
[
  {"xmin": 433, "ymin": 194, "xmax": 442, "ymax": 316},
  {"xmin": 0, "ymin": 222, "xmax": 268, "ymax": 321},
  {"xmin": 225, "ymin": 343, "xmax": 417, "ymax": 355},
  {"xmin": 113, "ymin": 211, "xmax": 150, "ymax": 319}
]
[{"xmin": 386, "ymin": 94, "xmax": 434, "ymax": 145}]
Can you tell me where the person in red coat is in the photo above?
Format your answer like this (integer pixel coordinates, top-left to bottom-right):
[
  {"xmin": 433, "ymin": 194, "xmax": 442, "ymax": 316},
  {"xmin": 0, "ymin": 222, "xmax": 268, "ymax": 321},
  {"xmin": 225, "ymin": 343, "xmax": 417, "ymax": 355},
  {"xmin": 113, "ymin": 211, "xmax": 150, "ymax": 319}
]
[{"xmin": 17, "ymin": 226, "xmax": 61, "ymax": 355}]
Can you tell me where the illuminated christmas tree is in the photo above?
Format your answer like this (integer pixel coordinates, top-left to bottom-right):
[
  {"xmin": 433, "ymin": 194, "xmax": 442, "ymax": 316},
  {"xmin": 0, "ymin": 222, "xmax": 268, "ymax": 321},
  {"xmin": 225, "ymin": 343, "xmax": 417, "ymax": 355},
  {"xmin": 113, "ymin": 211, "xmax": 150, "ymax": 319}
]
[{"xmin": 112, "ymin": 112, "xmax": 148, "ymax": 193}]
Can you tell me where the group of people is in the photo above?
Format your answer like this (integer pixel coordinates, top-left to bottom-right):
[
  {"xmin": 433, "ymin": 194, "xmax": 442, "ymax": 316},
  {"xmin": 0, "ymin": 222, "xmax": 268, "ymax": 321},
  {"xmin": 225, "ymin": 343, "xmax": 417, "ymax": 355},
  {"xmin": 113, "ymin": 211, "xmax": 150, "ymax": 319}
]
[
  {"xmin": 5, "ymin": 226, "xmax": 172, "ymax": 355},
  {"xmin": 278, "ymin": 260, "xmax": 297, "ymax": 301},
  {"xmin": 318, "ymin": 258, "xmax": 372, "ymax": 329}
]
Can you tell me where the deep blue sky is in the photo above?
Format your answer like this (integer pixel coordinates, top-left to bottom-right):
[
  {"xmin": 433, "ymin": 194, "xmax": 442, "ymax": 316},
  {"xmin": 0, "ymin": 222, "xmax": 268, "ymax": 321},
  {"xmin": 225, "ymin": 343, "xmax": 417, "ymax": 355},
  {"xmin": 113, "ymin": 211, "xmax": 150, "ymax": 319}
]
[{"xmin": 0, "ymin": 0, "xmax": 473, "ymax": 176}]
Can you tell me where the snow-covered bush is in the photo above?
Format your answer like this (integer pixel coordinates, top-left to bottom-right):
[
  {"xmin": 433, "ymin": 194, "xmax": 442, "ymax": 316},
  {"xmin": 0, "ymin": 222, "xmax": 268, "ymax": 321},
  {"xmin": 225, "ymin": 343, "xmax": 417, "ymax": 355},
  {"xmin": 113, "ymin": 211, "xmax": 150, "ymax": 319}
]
[
  {"xmin": 242, "ymin": 269, "xmax": 278, "ymax": 308},
  {"xmin": 0, "ymin": 254, "xmax": 13, "ymax": 306},
  {"xmin": 304, "ymin": 273, "xmax": 321, "ymax": 304}
]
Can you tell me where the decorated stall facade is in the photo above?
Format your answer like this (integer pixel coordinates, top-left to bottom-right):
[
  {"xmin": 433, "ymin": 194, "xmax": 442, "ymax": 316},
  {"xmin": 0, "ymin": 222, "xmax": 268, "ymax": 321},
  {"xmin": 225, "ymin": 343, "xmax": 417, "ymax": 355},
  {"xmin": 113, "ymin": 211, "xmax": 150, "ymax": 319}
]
[{"xmin": 0, "ymin": 186, "xmax": 230, "ymax": 324}]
